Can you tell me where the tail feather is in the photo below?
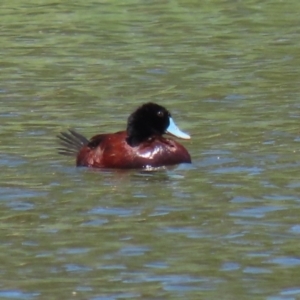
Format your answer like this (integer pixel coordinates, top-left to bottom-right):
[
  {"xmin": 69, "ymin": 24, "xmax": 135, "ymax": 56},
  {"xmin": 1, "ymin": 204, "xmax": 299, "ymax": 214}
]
[{"xmin": 57, "ymin": 129, "xmax": 89, "ymax": 156}]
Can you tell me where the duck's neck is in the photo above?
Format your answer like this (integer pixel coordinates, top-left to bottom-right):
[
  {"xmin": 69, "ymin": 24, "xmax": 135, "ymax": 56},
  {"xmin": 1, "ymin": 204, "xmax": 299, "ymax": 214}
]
[
  {"xmin": 126, "ymin": 114, "xmax": 161, "ymax": 147},
  {"xmin": 126, "ymin": 131, "xmax": 150, "ymax": 147}
]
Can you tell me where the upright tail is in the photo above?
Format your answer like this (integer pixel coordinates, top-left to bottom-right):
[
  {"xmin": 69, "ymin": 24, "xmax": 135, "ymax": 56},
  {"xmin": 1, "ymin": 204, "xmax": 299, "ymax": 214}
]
[{"xmin": 57, "ymin": 129, "xmax": 89, "ymax": 156}]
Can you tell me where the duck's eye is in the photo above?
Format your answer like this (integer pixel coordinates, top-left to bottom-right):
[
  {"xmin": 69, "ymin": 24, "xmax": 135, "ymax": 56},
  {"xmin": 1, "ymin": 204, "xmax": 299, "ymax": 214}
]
[{"xmin": 157, "ymin": 110, "xmax": 164, "ymax": 117}]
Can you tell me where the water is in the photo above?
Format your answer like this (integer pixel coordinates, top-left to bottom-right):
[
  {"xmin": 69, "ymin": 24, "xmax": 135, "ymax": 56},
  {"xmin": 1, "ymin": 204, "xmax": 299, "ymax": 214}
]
[{"xmin": 1, "ymin": 0, "xmax": 300, "ymax": 299}]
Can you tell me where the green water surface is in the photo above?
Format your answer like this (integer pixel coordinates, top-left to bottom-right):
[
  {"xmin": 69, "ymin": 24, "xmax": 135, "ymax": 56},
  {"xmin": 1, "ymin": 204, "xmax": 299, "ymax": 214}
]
[{"xmin": 1, "ymin": 1, "xmax": 300, "ymax": 299}]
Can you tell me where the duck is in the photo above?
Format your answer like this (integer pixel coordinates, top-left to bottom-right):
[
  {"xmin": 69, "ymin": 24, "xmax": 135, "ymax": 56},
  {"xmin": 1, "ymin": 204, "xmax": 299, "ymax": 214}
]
[{"xmin": 58, "ymin": 102, "xmax": 191, "ymax": 169}]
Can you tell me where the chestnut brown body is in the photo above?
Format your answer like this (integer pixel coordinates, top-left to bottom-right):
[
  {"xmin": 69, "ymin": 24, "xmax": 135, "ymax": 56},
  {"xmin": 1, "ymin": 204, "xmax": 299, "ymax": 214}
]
[{"xmin": 76, "ymin": 131, "xmax": 191, "ymax": 169}]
